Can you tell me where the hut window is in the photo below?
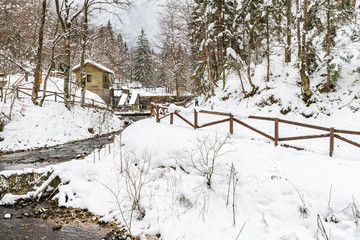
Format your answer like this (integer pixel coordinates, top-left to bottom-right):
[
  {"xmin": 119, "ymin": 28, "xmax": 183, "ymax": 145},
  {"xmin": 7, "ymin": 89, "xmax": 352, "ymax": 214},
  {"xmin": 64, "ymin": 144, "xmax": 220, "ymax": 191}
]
[{"xmin": 87, "ymin": 75, "xmax": 91, "ymax": 82}]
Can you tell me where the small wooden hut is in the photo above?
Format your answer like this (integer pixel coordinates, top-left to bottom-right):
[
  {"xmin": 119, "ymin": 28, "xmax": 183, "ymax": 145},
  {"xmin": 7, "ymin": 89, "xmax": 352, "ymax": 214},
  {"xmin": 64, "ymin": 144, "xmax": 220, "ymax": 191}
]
[{"xmin": 72, "ymin": 60, "xmax": 114, "ymax": 103}]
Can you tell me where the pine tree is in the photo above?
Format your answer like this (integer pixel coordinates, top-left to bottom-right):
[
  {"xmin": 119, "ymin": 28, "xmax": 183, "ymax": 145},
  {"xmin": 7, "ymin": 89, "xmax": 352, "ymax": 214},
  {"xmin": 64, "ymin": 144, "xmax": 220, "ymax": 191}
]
[{"xmin": 134, "ymin": 29, "xmax": 152, "ymax": 86}]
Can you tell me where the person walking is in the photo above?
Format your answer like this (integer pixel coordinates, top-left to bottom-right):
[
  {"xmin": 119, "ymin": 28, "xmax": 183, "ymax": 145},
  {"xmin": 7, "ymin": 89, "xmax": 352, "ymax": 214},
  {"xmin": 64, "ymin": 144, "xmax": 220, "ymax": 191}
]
[{"xmin": 195, "ymin": 95, "xmax": 199, "ymax": 106}]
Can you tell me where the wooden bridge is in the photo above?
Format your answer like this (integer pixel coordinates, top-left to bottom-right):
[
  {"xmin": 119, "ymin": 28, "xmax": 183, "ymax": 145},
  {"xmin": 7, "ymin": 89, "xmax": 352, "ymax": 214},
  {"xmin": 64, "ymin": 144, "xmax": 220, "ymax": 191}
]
[{"xmin": 150, "ymin": 104, "xmax": 360, "ymax": 157}]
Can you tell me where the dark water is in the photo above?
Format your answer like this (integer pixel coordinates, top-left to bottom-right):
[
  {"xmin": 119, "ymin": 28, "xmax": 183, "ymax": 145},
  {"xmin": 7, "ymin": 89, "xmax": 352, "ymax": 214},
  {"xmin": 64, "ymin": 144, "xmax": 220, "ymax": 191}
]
[
  {"xmin": 0, "ymin": 202, "xmax": 110, "ymax": 240},
  {"xmin": 0, "ymin": 133, "xmax": 118, "ymax": 171}
]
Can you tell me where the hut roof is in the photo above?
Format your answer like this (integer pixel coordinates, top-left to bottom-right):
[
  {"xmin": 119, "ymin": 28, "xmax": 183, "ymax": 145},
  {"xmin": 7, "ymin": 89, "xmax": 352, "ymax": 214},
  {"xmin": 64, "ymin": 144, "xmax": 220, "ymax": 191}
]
[{"xmin": 72, "ymin": 60, "xmax": 114, "ymax": 74}]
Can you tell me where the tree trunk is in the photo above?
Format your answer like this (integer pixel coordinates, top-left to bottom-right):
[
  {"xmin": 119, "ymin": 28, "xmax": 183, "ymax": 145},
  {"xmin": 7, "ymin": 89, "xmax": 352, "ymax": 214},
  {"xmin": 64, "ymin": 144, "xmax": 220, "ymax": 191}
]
[
  {"xmin": 246, "ymin": 29, "xmax": 255, "ymax": 88},
  {"xmin": 285, "ymin": 0, "xmax": 292, "ymax": 63},
  {"xmin": 80, "ymin": 3, "xmax": 89, "ymax": 107},
  {"xmin": 40, "ymin": 20, "xmax": 59, "ymax": 107},
  {"xmin": 325, "ymin": 0, "xmax": 331, "ymax": 92},
  {"xmin": 32, "ymin": 0, "xmax": 47, "ymax": 105},
  {"xmin": 296, "ymin": 0, "xmax": 301, "ymax": 62},
  {"xmin": 266, "ymin": 8, "xmax": 270, "ymax": 82},
  {"xmin": 64, "ymin": 35, "xmax": 71, "ymax": 109},
  {"xmin": 300, "ymin": 0, "xmax": 311, "ymax": 100}
]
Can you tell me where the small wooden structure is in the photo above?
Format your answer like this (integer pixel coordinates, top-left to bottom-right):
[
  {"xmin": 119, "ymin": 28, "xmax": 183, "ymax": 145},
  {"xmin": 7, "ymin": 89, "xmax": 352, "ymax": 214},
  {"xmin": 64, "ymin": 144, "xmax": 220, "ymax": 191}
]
[
  {"xmin": 72, "ymin": 60, "xmax": 114, "ymax": 104},
  {"xmin": 72, "ymin": 60, "xmax": 113, "ymax": 89}
]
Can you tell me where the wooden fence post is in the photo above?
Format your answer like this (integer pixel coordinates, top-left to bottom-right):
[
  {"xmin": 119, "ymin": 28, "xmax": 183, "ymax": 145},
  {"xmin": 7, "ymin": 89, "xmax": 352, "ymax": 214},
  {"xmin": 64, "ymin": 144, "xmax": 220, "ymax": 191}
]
[
  {"xmin": 274, "ymin": 118, "xmax": 279, "ymax": 147},
  {"xmin": 230, "ymin": 114, "xmax": 234, "ymax": 134},
  {"xmin": 55, "ymin": 92, "xmax": 57, "ymax": 102},
  {"xmin": 150, "ymin": 104, "xmax": 153, "ymax": 118},
  {"xmin": 194, "ymin": 109, "xmax": 198, "ymax": 129},
  {"xmin": 92, "ymin": 99, "xmax": 95, "ymax": 108},
  {"xmin": 16, "ymin": 88, "xmax": 19, "ymax": 98},
  {"xmin": 170, "ymin": 112, "xmax": 174, "ymax": 124},
  {"xmin": 156, "ymin": 105, "xmax": 160, "ymax": 123},
  {"xmin": 329, "ymin": 127, "xmax": 334, "ymax": 157}
]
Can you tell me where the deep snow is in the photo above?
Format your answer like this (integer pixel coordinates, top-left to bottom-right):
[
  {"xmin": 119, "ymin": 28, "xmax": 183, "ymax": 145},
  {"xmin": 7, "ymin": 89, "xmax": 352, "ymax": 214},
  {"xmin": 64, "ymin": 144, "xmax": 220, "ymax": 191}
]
[{"xmin": 0, "ymin": 75, "xmax": 123, "ymax": 152}]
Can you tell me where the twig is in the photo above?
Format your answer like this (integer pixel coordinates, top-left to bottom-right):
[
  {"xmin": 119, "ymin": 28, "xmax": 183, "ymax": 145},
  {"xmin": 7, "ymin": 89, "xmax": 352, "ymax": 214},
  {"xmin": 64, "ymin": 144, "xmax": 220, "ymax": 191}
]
[{"xmin": 235, "ymin": 221, "xmax": 247, "ymax": 240}]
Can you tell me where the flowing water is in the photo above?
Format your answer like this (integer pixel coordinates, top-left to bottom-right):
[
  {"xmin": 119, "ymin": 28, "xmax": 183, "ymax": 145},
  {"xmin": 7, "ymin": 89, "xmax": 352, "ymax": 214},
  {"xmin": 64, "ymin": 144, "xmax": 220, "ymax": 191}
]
[
  {"xmin": 0, "ymin": 132, "xmax": 124, "ymax": 239},
  {"xmin": 0, "ymin": 133, "xmax": 118, "ymax": 171}
]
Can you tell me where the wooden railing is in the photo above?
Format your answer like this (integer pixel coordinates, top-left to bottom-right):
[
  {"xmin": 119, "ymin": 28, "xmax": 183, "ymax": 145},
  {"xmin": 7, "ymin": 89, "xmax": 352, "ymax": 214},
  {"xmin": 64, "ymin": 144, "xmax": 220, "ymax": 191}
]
[
  {"xmin": 150, "ymin": 104, "xmax": 360, "ymax": 157},
  {"xmin": 2, "ymin": 87, "xmax": 112, "ymax": 111}
]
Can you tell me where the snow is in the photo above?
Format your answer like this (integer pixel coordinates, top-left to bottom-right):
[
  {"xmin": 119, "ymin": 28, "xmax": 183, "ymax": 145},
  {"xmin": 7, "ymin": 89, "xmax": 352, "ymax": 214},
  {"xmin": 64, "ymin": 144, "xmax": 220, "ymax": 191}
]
[
  {"xmin": 1, "ymin": 93, "xmax": 360, "ymax": 239},
  {"xmin": 2, "ymin": 18, "xmax": 360, "ymax": 240},
  {"xmin": 118, "ymin": 93, "xmax": 128, "ymax": 106},
  {"xmin": 0, "ymin": 75, "xmax": 123, "ymax": 152},
  {"xmin": 129, "ymin": 92, "xmax": 138, "ymax": 105},
  {"xmin": 4, "ymin": 213, "xmax": 11, "ymax": 219}
]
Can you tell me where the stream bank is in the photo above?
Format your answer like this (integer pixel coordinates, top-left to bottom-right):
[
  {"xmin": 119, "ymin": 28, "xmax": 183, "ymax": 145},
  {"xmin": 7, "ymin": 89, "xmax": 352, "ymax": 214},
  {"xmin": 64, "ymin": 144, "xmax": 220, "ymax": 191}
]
[{"xmin": 0, "ymin": 199, "xmax": 127, "ymax": 239}]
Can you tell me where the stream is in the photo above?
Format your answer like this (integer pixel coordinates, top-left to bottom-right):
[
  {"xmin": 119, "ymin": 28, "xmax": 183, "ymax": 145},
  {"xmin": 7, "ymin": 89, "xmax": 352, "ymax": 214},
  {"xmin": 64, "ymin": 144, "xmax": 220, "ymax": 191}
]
[
  {"xmin": 0, "ymin": 133, "xmax": 118, "ymax": 171},
  {"xmin": 0, "ymin": 132, "xmax": 123, "ymax": 239}
]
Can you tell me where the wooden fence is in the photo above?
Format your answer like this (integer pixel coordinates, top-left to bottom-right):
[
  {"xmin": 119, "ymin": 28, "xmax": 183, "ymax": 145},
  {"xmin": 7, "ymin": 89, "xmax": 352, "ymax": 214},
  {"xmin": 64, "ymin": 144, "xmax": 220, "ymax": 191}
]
[
  {"xmin": 150, "ymin": 104, "xmax": 360, "ymax": 157},
  {"xmin": 2, "ymin": 87, "xmax": 112, "ymax": 111}
]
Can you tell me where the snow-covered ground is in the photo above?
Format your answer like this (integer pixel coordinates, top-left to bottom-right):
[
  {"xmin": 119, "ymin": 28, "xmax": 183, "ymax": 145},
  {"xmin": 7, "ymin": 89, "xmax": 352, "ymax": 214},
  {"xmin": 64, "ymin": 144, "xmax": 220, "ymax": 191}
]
[
  {"xmin": 0, "ymin": 75, "xmax": 123, "ymax": 152},
  {"xmin": 1, "ymin": 99, "xmax": 359, "ymax": 239},
  {"xmin": 1, "ymin": 23, "xmax": 360, "ymax": 240}
]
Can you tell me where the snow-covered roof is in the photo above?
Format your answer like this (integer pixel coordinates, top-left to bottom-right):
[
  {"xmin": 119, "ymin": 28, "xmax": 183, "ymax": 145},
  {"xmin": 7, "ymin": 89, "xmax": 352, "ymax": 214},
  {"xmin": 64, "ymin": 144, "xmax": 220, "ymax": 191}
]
[
  {"xmin": 114, "ymin": 90, "xmax": 122, "ymax": 97},
  {"xmin": 129, "ymin": 93, "xmax": 139, "ymax": 105},
  {"xmin": 118, "ymin": 93, "xmax": 128, "ymax": 106},
  {"xmin": 72, "ymin": 60, "xmax": 114, "ymax": 74}
]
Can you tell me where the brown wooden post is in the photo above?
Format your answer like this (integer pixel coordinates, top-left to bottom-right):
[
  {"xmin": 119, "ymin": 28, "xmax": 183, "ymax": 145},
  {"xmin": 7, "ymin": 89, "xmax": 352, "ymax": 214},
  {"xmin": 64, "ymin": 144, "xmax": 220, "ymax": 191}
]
[
  {"xmin": 230, "ymin": 114, "xmax": 234, "ymax": 134},
  {"xmin": 92, "ymin": 99, "xmax": 95, "ymax": 108},
  {"xmin": 274, "ymin": 118, "xmax": 279, "ymax": 147},
  {"xmin": 329, "ymin": 127, "xmax": 334, "ymax": 157},
  {"xmin": 194, "ymin": 109, "xmax": 198, "ymax": 129},
  {"xmin": 150, "ymin": 104, "xmax": 154, "ymax": 118},
  {"xmin": 156, "ymin": 105, "xmax": 160, "ymax": 123},
  {"xmin": 55, "ymin": 92, "xmax": 57, "ymax": 102},
  {"xmin": 170, "ymin": 112, "xmax": 174, "ymax": 124}
]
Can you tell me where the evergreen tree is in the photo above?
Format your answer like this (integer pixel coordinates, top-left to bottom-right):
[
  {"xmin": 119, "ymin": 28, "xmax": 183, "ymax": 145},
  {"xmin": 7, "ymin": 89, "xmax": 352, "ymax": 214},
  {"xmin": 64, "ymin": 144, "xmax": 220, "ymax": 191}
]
[{"xmin": 134, "ymin": 29, "xmax": 152, "ymax": 86}]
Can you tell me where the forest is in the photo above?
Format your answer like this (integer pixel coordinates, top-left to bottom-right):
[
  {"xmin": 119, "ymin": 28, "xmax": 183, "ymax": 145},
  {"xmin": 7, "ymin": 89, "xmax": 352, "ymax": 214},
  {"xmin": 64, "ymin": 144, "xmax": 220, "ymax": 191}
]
[{"xmin": 0, "ymin": 0, "xmax": 359, "ymax": 108}]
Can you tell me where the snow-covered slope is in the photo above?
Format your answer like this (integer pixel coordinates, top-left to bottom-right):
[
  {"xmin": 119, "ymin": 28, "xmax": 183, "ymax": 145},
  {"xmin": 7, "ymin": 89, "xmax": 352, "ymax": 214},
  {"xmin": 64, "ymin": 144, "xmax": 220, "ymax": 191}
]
[{"xmin": 0, "ymin": 75, "xmax": 123, "ymax": 152}]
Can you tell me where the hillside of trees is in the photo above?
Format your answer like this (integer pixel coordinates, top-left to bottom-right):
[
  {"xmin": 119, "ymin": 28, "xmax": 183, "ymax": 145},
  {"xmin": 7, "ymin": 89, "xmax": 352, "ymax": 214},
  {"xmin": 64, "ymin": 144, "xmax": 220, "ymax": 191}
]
[{"xmin": 1, "ymin": 0, "xmax": 360, "ymax": 109}]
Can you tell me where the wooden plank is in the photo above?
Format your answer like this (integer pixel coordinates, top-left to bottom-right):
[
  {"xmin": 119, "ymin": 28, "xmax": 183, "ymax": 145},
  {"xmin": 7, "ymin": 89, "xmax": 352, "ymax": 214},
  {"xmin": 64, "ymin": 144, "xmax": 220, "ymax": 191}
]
[
  {"xmin": 198, "ymin": 118, "xmax": 230, "ymax": 129},
  {"xmin": 279, "ymin": 134, "xmax": 330, "ymax": 141},
  {"xmin": 174, "ymin": 111, "xmax": 194, "ymax": 128},
  {"xmin": 159, "ymin": 113, "xmax": 171, "ymax": 120},
  {"xmin": 170, "ymin": 113, "xmax": 173, "ymax": 124},
  {"xmin": 230, "ymin": 114, "xmax": 233, "ymax": 134},
  {"xmin": 335, "ymin": 134, "xmax": 360, "ymax": 148},
  {"xmin": 199, "ymin": 110, "xmax": 231, "ymax": 117},
  {"xmin": 278, "ymin": 118, "xmax": 330, "ymax": 132},
  {"xmin": 334, "ymin": 129, "xmax": 360, "ymax": 135},
  {"xmin": 18, "ymin": 89, "xmax": 31, "ymax": 97},
  {"xmin": 234, "ymin": 118, "xmax": 274, "ymax": 140}
]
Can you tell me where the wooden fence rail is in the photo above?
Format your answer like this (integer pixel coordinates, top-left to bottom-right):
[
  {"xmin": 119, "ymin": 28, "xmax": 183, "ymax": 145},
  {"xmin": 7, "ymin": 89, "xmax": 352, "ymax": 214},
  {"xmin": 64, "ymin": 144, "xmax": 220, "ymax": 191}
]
[
  {"xmin": 151, "ymin": 104, "xmax": 360, "ymax": 157},
  {"xmin": 1, "ymin": 87, "xmax": 112, "ymax": 112}
]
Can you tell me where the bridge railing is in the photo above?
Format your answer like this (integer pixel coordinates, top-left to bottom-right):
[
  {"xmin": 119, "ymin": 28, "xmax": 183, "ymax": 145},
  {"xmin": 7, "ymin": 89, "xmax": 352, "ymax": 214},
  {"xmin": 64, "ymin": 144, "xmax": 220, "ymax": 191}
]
[{"xmin": 150, "ymin": 104, "xmax": 360, "ymax": 157}]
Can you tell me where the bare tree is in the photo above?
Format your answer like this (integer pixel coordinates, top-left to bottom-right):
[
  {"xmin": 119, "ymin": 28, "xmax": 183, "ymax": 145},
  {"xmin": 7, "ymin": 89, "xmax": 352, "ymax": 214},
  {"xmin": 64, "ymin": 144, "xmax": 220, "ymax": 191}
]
[
  {"xmin": 32, "ymin": 0, "xmax": 47, "ymax": 105},
  {"xmin": 55, "ymin": 0, "xmax": 84, "ymax": 109},
  {"xmin": 183, "ymin": 134, "xmax": 229, "ymax": 188}
]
